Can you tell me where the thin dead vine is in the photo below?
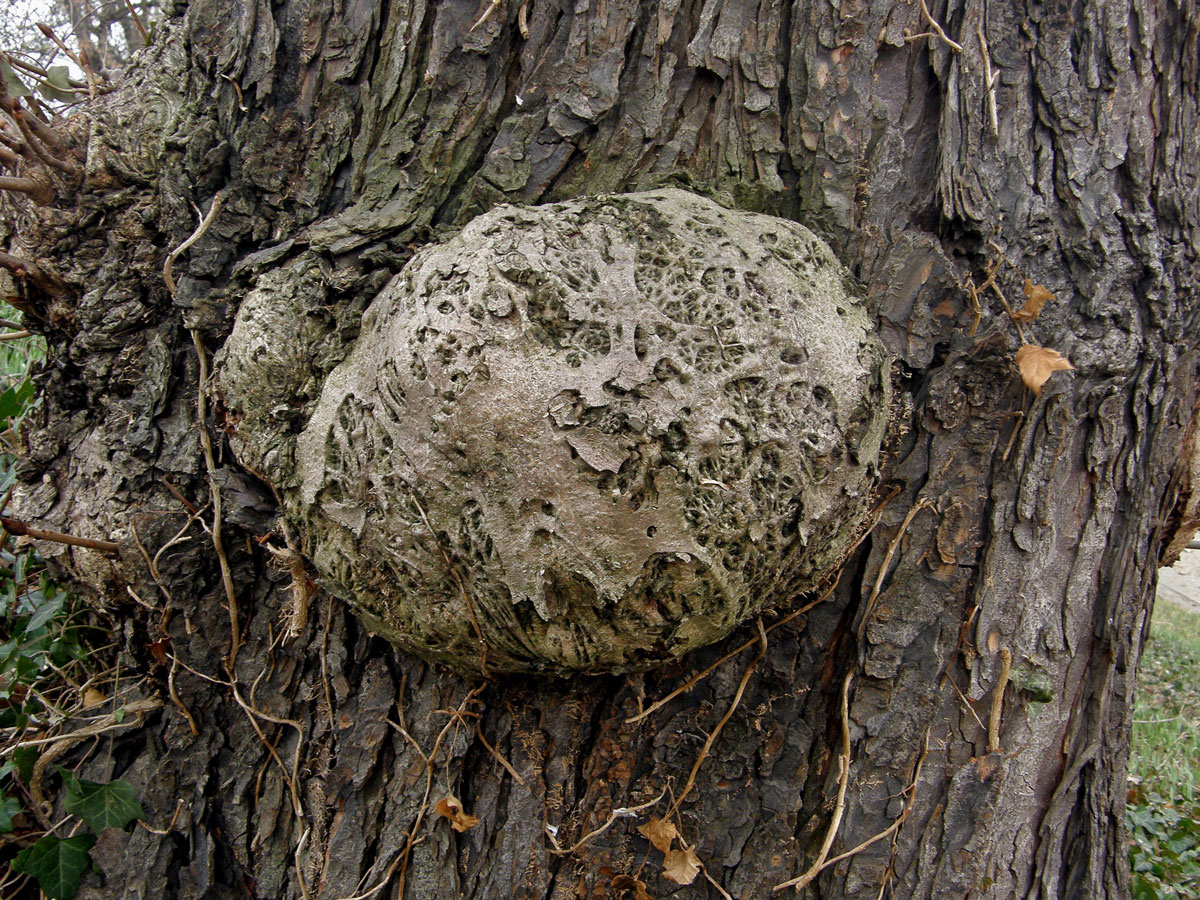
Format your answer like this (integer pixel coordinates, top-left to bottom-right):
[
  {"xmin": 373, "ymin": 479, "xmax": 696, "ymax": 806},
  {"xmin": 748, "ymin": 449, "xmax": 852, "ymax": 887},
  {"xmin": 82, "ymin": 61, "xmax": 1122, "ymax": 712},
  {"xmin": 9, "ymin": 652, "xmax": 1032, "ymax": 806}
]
[
  {"xmin": 407, "ymin": 489, "xmax": 490, "ymax": 677},
  {"xmin": 773, "ymin": 672, "xmax": 854, "ymax": 892},
  {"xmin": 987, "ymin": 646, "xmax": 1012, "ymax": 754},
  {"xmin": 166, "ymin": 195, "xmax": 244, "ymax": 669},
  {"xmin": 904, "ymin": 0, "xmax": 965, "ymax": 52},
  {"xmin": 14, "ymin": 698, "xmax": 162, "ymax": 825},
  {"xmin": 627, "ymin": 584, "xmax": 836, "ymax": 725},
  {"xmin": 666, "ymin": 618, "xmax": 767, "ymax": 817},
  {"xmin": 163, "ymin": 194, "xmax": 322, "ymax": 894},
  {"xmin": 167, "ymin": 654, "xmax": 305, "ymax": 818},
  {"xmin": 474, "ymin": 722, "xmax": 527, "ymax": 786},
  {"xmin": 546, "ymin": 783, "xmax": 669, "ymax": 856},
  {"xmin": 382, "ymin": 684, "xmax": 486, "ymax": 897},
  {"xmin": 857, "ymin": 498, "xmax": 934, "ymax": 641}
]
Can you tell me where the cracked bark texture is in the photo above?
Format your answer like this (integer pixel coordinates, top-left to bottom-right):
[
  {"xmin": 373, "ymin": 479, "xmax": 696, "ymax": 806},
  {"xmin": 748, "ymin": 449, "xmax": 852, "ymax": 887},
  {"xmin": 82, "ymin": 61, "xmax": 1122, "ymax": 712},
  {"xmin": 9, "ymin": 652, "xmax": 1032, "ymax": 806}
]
[{"xmin": 5, "ymin": 0, "xmax": 1198, "ymax": 896}]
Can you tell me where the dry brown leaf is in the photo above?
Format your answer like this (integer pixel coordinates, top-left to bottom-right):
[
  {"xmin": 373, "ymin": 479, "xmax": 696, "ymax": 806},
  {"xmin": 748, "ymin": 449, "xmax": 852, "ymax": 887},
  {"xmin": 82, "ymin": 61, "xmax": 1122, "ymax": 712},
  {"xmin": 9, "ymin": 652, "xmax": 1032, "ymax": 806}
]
[
  {"xmin": 661, "ymin": 846, "xmax": 701, "ymax": 885},
  {"xmin": 637, "ymin": 816, "xmax": 678, "ymax": 853},
  {"xmin": 434, "ymin": 795, "xmax": 480, "ymax": 832},
  {"xmin": 975, "ymin": 752, "xmax": 1002, "ymax": 781},
  {"xmin": 81, "ymin": 687, "xmax": 107, "ymax": 709},
  {"xmin": 611, "ymin": 874, "xmax": 654, "ymax": 900},
  {"xmin": 1015, "ymin": 344, "xmax": 1073, "ymax": 396},
  {"xmin": 1012, "ymin": 279, "xmax": 1055, "ymax": 322},
  {"xmin": 147, "ymin": 638, "xmax": 169, "ymax": 665}
]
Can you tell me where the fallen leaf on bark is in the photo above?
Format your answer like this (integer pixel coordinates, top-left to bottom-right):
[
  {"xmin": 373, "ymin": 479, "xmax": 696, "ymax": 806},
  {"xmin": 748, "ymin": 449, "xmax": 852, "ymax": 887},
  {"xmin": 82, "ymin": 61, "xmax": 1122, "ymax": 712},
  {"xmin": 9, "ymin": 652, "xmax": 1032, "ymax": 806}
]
[
  {"xmin": 434, "ymin": 795, "xmax": 480, "ymax": 832},
  {"xmin": 148, "ymin": 639, "xmax": 169, "ymax": 665},
  {"xmin": 81, "ymin": 687, "xmax": 107, "ymax": 709},
  {"xmin": 661, "ymin": 846, "xmax": 701, "ymax": 885},
  {"xmin": 975, "ymin": 752, "xmax": 1003, "ymax": 781},
  {"xmin": 637, "ymin": 816, "xmax": 678, "ymax": 852},
  {"xmin": 1012, "ymin": 280, "xmax": 1055, "ymax": 322},
  {"xmin": 1015, "ymin": 344, "xmax": 1073, "ymax": 396},
  {"xmin": 611, "ymin": 874, "xmax": 654, "ymax": 899}
]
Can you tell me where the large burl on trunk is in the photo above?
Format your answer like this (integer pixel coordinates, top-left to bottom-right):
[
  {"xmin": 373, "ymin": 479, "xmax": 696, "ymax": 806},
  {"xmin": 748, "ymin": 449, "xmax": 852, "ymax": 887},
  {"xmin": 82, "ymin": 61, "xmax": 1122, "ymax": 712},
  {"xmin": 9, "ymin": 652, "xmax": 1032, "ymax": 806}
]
[{"xmin": 3, "ymin": 0, "xmax": 1198, "ymax": 897}]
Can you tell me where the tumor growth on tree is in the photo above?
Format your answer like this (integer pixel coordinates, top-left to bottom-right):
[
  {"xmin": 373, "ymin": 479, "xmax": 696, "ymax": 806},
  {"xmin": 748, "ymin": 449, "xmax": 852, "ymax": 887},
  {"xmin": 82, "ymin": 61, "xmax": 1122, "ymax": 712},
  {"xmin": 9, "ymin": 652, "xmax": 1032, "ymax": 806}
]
[{"xmin": 218, "ymin": 189, "xmax": 891, "ymax": 674}]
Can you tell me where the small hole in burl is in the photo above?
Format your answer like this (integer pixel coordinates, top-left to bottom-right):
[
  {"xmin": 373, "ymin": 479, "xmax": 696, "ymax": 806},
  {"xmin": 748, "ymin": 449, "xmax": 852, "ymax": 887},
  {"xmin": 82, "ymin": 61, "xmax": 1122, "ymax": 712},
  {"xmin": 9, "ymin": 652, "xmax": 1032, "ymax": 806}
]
[
  {"xmin": 542, "ymin": 501, "xmax": 556, "ymax": 517},
  {"xmin": 437, "ymin": 300, "xmax": 455, "ymax": 314},
  {"xmin": 646, "ymin": 526, "xmax": 658, "ymax": 538},
  {"xmin": 780, "ymin": 344, "xmax": 808, "ymax": 365}
]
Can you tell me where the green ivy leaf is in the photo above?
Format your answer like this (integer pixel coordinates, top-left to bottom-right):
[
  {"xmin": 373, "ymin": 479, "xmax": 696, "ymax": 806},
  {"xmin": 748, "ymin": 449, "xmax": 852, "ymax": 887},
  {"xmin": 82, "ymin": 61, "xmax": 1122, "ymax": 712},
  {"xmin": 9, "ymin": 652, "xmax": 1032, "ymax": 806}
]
[
  {"xmin": 0, "ymin": 379, "xmax": 33, "ymax": 429},
  {"xmin": 60, "ymin": 769, "xmax": 144, "ymax": 831},
  {"xmin": 36, "ymin": 66, "xmax": 76, "ymax": 103},
  {"xmin": 0, "ymin": 794, "xmax": 21, "ymax": 832},
  {"xmin": 0, "ymin": 59, "xmax": 32, "ymax": 98},
  {"xmin": 24, "ymin": 595, "xmax": 64, "ymax": 634},
  {"xmin": 13, "ymin": 746, "xmax": 37, "ymax": 784},
  {"xmin": 11, "ymin": 833, "xmax": 95, "ymax": 899}
]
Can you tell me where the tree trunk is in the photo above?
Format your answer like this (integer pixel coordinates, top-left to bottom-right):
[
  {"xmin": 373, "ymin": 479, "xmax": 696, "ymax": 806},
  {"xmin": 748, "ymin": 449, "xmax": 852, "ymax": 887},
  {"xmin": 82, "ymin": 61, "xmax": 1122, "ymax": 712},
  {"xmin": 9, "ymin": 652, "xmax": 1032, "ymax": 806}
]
[{"xmin": 6, "ymin": 0, "xmax": 1199, "ymax": 897}]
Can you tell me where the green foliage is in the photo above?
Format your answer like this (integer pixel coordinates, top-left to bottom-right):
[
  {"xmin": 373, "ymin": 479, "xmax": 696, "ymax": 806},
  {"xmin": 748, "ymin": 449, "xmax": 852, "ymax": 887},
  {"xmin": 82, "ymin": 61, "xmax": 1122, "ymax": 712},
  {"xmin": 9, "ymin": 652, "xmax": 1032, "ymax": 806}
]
[
  {"xmin": 11, "ymin": 833, "xmax": 95, "ymax": 900},
  {"xmin": 1129, "ymin": 600, "xmax": 1200, "ymax": 898},
  {"xmin": 60, "ymin": 768, "xmax": 144, "ymax": 831},
  {"xmin": 36, "ymin": 66, "xmax": 75, "ymax": 104},
  {"xmin": 0, "ymin": 793, "xmax": 19, "ymax": 831},
  {"xmin": 0, "ymin": 309, "xmax": 140, "ymax": 898}
]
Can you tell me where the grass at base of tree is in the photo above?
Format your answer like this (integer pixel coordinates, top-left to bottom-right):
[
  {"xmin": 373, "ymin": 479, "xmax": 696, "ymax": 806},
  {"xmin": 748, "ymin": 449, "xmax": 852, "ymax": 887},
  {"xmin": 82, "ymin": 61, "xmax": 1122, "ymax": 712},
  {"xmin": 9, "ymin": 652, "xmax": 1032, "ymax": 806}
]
[{"xmin": 1129, "ymin": 599, "xmax": 1200, "ymax": 899}]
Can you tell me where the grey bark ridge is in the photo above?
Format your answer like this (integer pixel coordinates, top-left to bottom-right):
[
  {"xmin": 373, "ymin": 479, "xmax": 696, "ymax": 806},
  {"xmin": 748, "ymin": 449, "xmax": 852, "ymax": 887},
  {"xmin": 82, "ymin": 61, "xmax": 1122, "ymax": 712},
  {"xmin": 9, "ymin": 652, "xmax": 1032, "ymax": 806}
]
[{"xmin": 218, "ymin": 188, "xmax": 890, "ymax": 675}]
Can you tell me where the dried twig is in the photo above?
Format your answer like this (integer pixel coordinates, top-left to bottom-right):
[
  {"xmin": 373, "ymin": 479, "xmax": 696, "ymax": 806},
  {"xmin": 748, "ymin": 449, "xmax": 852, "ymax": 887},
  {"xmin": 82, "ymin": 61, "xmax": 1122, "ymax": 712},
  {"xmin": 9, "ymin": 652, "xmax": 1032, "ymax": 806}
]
[
  {"xmin": 948, "ymin": 676, "xmax": 988, "ymax": 734},
  {"xmin": 169, "ymin": 655, "xmax": 305, "ymax": 817},
  {"xmin": 628, "ymin": 581, "xmax": 839, "ymax": 724},
  {"xmin": 167, "ymin": 651, "xmax": 199, "ymax": 736},
  {"xmin": 977, "ymin": 25, "xmax": 999, "ymax": 136},
  {"xmin": 138, "ymin": 798, "xmax": 186, "ymax": 835},
  {"xmin": 857, "ymin": 498, "xmax": 933, "ymax": 641},
  {"xmin": 547, "ymin": 783, "xmax": 669, "ymax": 855},
  {"xmin": 395, "ymin": 686, "xmax": 486, "ymax": 894},
  {"xmin": 518, "ymin": 0, "xmax": 530, "ymax": 38},
  {"xmin": 165, "ymin": 192, "xmax": 224, "ymax": 295},
  {"xmin": 331, "ymin": 852, "xmax": 405, "ymax": 900},
  {"xmin": 667, "ymin": 618, "xmax": 767, "ymax": 816},
  {"xmin": 988, "ymin": 646, "xmax": 1011, "ymax": 753},
  {"xmin": 904, "ymin": 0, "xmax": 964, "ymax": 52},
  {"xmin": 475, "ymin": 722, "xmax": 527, "ymax": 786},
  {"xmin": 189, "ymin": 329, "xmax": 241, "ymax": 669},
  {"xmin": 408, "ymin": 489, "xmax": 490, "ymax": 677},
  {"xmin": 16, "ymin": 698, "xmax": 162, "ymax": 823},
  {"xmin": 167, "ymin": 194, "xmax": 242, "ymax": 668},
  {"xmin": 812, "ymin": 726, "xmax": 930, "ymax": 892},
  {"xmin": 471, "ymin": 0, "xmax": 504, "ymax": 30},
  {"xmin": 773, "ymin": 673, "xmax": 854, "ymax": 892},
  {"xmin": 0, "ymin": 515, "xmax": 118, "ymax": 554},
  {"xmin": 122, "ymin": 0, "xmax": 150, "ymax": 44}
]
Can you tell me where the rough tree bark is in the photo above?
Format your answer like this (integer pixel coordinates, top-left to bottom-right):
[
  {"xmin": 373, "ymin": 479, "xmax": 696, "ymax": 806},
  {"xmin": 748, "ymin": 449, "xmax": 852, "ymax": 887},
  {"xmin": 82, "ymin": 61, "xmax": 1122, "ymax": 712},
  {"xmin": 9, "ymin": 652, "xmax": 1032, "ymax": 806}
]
[{"xmin": 2, "ymin": 0, "xmax": 1198, "ymax": 897}]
